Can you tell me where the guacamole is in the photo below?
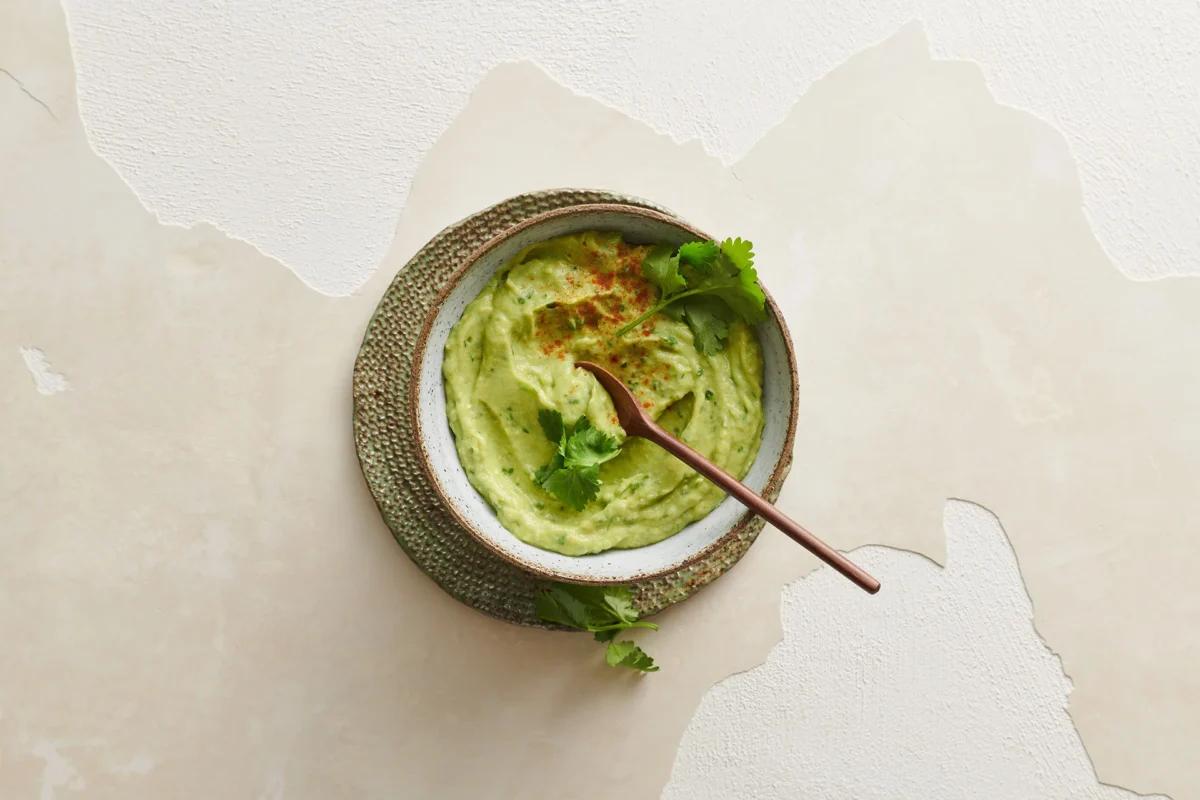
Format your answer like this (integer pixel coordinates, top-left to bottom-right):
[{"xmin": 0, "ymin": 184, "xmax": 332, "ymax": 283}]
[{"xmin": 443, "ymin": 231, "xmax": 764, "ymax": 555}]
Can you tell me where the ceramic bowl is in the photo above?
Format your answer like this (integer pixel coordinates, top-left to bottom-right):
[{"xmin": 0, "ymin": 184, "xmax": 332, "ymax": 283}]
[{"xmin": 410, "ymin": 203, "xmax": 797, "ymax": 584}]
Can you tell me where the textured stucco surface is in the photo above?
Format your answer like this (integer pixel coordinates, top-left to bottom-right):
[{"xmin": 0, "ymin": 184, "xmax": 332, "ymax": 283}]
[
  {"xmin": 664, "ymin": 502, "xmax": 1165, "ymax": 800},
  {"xmin": 61, "ymin": 1, "xmax": 1200, "ymax": 294}
]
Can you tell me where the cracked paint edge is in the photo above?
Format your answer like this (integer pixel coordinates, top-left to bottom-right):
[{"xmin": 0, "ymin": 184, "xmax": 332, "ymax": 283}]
[
  {"xmin": 943, "ymin": 499, "xmax": 1173, "ymax": 800},
  {"xmin": 60, "ymin": 8, "xmax": 1200, "ymax": 294},
  {"xmin": 663, "ymin": 499, "xmax": 1170, "ymax": 799},
  {"xmin": 19, "ymin": 347, "xmax": 70, "ymax": 395}
]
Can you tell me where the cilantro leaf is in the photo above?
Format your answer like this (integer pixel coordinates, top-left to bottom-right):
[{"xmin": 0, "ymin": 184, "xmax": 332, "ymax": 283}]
[
  {"xmin": 533, "ymin": 453, "xmax": 563, "ymax": 485},
  {"xmin": 535, "ymin": 585, "xmax": 591, "ymax": 628},
  {"xmin": 540, "ymin": 464, "xmax": 600, "ymax": 511},
  {"xmin": 678, "ymin": 240, "xmax": 720, "ymax": 272},
  {"xmin": 719, "ymin": 237, "xmax": 754, "ymax": 272},
  {"xmin": 601, "ymin": 586, "xmax": 638, "ymax": 623},
  {"xmin": 641, "ymin": 243, "xmax": 686, "ymax": 295},
  {"xmin": 538, "ymin": 408, "xmax": 565, "ymax": 447},
  {"xmin": 535, "ymin": 582, "xmax": 661, "ymax": 674},
  {"xmin": 535, "ymin": 411, "xmax": 622, "ymax": 510},
  {"xmin": 689, "ymin": 263, "xmax": 767, "ymax": 325},
  {"xmin": 614, "ymin": 235, "xmax": 766, "ymax": 349},
  {"xmin": 679, "ymin": 296, "xmax": 733, "ymax": 355},
  {"xmin": 562, "ymin": 417, "xmax": 621, "ymax": 468},
  {"xmin": 605, "ymin": 640, "xmax": 659, "ymax": 672}
]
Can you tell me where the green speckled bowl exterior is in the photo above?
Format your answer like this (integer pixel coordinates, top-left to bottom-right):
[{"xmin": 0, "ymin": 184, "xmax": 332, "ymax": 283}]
[{"xmin": 352, "ymin": 189, "xmax": 796, "ymax": 627}]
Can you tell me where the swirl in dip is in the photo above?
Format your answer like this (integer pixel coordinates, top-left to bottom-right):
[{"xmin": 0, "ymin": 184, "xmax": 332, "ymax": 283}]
[{"xmin": 443, "ymin": 231, "xmax": 764, "ymax": 555}]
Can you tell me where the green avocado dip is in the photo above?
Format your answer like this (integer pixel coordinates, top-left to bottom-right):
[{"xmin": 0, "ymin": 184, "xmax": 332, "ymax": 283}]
[{"xmin": 442, "ymin": 231, "xmax": 764, "ymax": 556}]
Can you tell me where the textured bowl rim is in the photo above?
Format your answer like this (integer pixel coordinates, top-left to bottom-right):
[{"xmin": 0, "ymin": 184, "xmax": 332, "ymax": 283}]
[{"xmin": 408, "ymin": 202, "xmax": 799, "ymax": 584}]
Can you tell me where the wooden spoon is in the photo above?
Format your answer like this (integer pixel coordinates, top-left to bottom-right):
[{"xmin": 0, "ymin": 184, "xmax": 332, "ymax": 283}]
[{"xmin": 576, "ymin": 361, "xmax": 881, "ymax": 594}]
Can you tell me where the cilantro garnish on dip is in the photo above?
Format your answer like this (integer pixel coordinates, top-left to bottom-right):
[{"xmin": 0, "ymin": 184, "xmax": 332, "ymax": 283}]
[
  {"xmin": 533, "ymin": 409, "xmax": 621, "ymax": 510},
  {"xmin": 441, "ymin": 231, "xmax": 765, "ymax": 556},
  {"xmin": 614, "ymin": 237, "xmax": 766, "ymax": 353}
]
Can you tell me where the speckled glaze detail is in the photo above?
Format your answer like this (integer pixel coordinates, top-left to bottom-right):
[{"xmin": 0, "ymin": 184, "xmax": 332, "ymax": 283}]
[
  {"xmin": 412, "ymin": 204, "xmax": 797, "ymax": 584},
  {"xmin": 353, "ymin": 190, "xmax": 797, "ymax": 626}
]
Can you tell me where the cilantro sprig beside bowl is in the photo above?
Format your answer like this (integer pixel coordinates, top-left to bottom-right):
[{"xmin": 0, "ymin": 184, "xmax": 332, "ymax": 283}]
[
  {"xmin": 536, "ymin": 583, "xmax": 659, "ymax": 672},
  {"xmin": 614, "ymin": 237, "xmax": 767, "ymax": 353}
]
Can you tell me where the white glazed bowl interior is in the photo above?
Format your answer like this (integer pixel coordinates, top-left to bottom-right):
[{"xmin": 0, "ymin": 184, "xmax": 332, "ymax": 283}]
[{"xmin": 413, "ymin": 206, "xmax": 795, "ymax": 584}]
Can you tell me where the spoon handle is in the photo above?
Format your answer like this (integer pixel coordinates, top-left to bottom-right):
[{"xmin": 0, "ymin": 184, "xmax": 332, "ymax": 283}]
[{"xmin": 642, "ymin": 420, "xmax": 881, "ymax": 594}]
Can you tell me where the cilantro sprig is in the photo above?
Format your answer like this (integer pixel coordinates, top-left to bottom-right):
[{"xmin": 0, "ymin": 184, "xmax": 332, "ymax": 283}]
[
  {"xmin": 535, "ymin": 409, "xmax": 621, "ymax": 510},
  {"xmin": 536, "ymin": 583, "xmax": 660, "ymax": 672},
  {"xmin": 614, "ymin": 237, "xmax": 766, "ymax": 354}
]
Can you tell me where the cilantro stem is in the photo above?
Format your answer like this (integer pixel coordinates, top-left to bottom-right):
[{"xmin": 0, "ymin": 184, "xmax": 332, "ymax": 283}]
[
  {"xmin": 613, "ymin": 288, "xmax": 709, "ymax": 339},
  {"xmin": 589, "ymin": 620, "xmax": 660, "ymax": 633}
]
